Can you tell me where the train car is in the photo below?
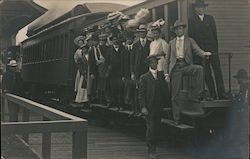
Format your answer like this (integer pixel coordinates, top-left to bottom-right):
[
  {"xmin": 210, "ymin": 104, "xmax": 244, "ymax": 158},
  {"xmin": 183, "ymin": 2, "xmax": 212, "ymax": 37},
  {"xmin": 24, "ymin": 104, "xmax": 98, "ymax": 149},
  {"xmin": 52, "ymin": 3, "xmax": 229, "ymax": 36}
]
[{"xmin": 20, "ymin": 3, "xmax": 127, "ymax": 100}]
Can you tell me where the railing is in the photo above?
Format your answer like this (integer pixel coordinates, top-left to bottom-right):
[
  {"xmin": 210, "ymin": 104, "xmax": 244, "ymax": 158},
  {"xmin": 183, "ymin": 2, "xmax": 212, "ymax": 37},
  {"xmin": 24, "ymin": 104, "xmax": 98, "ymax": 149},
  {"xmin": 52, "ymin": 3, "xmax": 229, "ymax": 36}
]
[{"xmin": 1, "ymin": 93, "xmax": 87, "ymax": 159}]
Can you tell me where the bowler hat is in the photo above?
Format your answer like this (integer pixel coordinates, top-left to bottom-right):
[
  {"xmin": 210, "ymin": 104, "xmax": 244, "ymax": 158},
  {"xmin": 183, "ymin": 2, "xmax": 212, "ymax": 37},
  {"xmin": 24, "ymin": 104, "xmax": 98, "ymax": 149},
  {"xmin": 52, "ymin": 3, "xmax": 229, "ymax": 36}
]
[
  {"xmin": 125, "ymin": 31, "xmax": 135, "ymax": 39},
  {"xmin": 99, "ymin": 33, "xmax": 108, "ymax": 40},
  {"xmin": 192, "ymin": 0, "xmax": 208, "ymax": 7},
  {"xmin": 172, "ymin": 20, "xmax": 187, "ymax": 30},
  {"xmin": 7, "ymin": 60, "xmax": 17, "ymax": 67},
  {"xmin": 90, "ymin": 33, "xmax": 99, "ymax": 41},
  {"xmin": 136, "ymin": 24, "xmax": 147, "ymax": 32},
  {"xmin": 233, "ymin": 69, "xmax": 249, "ymax": 79}
]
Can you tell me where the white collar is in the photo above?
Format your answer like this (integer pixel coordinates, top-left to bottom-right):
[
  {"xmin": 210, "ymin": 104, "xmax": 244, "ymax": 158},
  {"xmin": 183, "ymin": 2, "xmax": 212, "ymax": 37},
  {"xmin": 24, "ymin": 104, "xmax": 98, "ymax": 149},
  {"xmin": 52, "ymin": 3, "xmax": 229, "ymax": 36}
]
[
  {"xmin": 140, "ymin": 38, "xmax": 147, "ymax": 41},
  {"xmin": 149, "ymin": 67, "xmax": 157, "ymax": 74},
  {"xmin": 177, "ymin": 35, "xmax": 184, "ymax": 40},
  {"xmin": 198, "ymin": 14, "xmax": 204, "ymax": 20}
]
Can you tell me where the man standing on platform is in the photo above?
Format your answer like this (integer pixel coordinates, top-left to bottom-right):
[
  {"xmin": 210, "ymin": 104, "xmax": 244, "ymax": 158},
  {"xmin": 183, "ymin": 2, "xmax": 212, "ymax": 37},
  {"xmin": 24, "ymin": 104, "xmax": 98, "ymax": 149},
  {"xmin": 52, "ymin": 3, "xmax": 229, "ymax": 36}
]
[
  {"xmin": 131, "ymin": 24, "xmax": 151, "ymax": 80},
  {"xmin": 139, "ymin": 54, "xmax": 167, "ymax": 159},
  {"xmin": 131, "ymin": 24, "xmax": 151, "ymax": 114},
  {"xmin": 106, "ymin": 34, "xmax": 125, "ymax": 109},
  {"xmin": 165, "ymin": 21, "xmax": 211, "ymax": 124},
  {"xmin": 188, "ymin": 0, "xmax": 226, "ymax": 99}
]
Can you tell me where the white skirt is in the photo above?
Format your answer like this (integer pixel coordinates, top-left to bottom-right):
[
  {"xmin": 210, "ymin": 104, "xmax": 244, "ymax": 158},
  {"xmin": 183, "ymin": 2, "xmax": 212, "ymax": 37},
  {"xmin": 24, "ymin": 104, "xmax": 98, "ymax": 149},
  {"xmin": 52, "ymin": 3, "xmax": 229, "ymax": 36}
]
[{"xmin": 74, "ymin": 70, "xmax": 89, "ymax": 103}]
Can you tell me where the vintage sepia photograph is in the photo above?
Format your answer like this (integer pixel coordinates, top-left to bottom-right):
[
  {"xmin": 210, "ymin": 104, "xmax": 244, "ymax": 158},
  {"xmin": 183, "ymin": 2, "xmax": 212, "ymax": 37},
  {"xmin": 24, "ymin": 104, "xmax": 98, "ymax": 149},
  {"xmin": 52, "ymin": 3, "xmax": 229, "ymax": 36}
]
[{"xmin": 1, "ymin": 0, "xmax": 249, "ymax": 159}]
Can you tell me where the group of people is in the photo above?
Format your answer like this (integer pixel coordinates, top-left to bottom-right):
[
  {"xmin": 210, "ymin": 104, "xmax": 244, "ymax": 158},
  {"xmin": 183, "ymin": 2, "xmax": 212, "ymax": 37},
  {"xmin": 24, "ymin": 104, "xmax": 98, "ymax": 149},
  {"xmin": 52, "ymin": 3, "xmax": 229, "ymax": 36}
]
[{"xmin": 72, "ymin": 0, "xmax": 231, "ymax": 158}]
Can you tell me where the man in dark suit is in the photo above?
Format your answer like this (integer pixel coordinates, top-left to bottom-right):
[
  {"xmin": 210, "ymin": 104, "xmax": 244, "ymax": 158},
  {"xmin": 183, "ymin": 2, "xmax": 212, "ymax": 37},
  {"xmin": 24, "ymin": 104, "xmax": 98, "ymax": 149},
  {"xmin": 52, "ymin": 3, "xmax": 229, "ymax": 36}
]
[
  {"xmin": 106, "ymin": 34, "xmax": 125, "ymax": 109},
  {"xmin": 131, "ymin": 24, "xmax": 151, "ymax": 80},
  {"xmin": 131, "ymin": 25, "xmax": 151, "ymax": 114},
  {"xmin": 188, "ymin": 0, "xmax": 226, "ymax": 99},
  {"xmin": 165, "ymin": 20, "xmax": 211, "ymax": 124},
  {"xmin": 139, "ymin": 54, "xmax": 167, "ymax": 159}
]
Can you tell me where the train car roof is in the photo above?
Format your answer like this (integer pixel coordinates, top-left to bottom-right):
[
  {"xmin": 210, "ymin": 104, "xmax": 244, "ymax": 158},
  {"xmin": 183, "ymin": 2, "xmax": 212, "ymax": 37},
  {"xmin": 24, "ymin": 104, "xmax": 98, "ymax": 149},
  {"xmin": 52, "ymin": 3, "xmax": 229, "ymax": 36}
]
[
  {"xmin": 22, "ymin": 12, "xmax": 107, "ymax": 43},
  {"xmin": 27, "ymin": 3, "xmax": 127, "ymax": 36}
]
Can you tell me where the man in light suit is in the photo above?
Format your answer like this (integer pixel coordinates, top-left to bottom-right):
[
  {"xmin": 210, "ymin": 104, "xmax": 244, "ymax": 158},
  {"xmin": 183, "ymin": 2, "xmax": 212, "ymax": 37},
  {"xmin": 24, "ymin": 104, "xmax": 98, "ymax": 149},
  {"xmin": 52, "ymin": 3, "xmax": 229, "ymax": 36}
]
[
  {"xmin": 164, "ymin": 21, "xmax": 211, "ymax": 124},
  {"xmin": 139, "ymin": 54, "xmax": 168, "ymax": 159}
]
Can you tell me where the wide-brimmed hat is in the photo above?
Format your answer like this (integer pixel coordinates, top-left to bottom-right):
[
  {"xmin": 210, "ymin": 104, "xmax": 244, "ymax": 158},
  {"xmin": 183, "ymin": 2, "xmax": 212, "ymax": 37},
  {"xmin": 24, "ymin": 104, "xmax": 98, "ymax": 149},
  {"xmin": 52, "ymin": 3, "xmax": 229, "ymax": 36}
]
[
  {"xmin": 233, "ymin": 69, "xmax": 249, "ymax": 80},
  {"xmin": 146, "ymin": 54, "xmax": 164, "ymax": 63},
  {"xmin": 136, "ymin": 24, "xmax": 147, "ymax": 32},
  {"xmin": 74, "ymin": 36, "xmax": 85, "ymax": 45},
  {"xmin": 192, "ymin": 0, "xmax": 208, "ymax": 7},
  {"xmin": 7, "ymin": 60, "xmax": 17, "ymax": 67},
  {"xmin": 172, "ymin": 20, "xmax": 187, "ymax": 30}
]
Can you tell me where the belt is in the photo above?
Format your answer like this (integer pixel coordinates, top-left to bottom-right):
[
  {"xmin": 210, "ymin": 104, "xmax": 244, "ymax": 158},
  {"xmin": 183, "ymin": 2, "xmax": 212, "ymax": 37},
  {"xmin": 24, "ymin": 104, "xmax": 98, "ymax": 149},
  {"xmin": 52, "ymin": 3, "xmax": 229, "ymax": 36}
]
[{"xmin": 176, "ymin": 58, "xmax": 185, "ymax": 62}]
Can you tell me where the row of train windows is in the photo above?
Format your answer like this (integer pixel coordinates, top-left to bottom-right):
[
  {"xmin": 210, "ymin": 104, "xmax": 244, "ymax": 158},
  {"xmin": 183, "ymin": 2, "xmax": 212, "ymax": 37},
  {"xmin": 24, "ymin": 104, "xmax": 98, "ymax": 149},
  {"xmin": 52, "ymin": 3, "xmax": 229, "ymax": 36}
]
[{"xmin": 23, "ymin": 34, "xmax": 69, "ymax": 63}]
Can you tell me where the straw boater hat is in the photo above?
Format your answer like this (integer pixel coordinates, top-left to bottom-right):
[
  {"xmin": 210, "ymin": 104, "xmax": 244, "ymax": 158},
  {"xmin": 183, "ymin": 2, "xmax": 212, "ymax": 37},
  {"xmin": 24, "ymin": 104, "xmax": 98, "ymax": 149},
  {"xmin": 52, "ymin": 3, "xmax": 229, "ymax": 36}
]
[
  {"xmin": 172, "ymin": 20, "xmax": 187, "ymax": 30},
  {"xmin": 118, "ymin": 14, "xmax": 130, "ymax": 22},
  {"xmin": 74, "ymin": 36, "xmax": 85, "ymax": 45},
  {"xmin": 136, "ymin": 24, "xmax": 147, "ymax": 32},
  {"xmin": 233, "ymin": 69, "xmax": 249, "ymax": 80},
  {"xmin": 192, "ymin": 0, "xmax": 208, "ymax": 7},
  {"xmin": 107, "ymin": 11, "xmax": 123, "ymax": 21},
  {"xmin": 7, "ymin": 60, "xmax": 17, "ymax": 67}
]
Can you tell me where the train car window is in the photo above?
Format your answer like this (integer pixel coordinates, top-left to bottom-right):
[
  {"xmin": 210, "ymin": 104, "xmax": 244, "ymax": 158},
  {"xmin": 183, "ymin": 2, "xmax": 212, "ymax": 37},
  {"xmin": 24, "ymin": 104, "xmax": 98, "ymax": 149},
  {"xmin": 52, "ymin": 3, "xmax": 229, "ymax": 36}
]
[
  {"xmin": 45, "ymin": 40, "xmax": 49, "ymax": 60},
  {"xmin": 31, "ymin": 45, "xmax": 34, "ymax": 62},
  {"xmin": 60, "ymin": 34, "xmax": 64, "ymax": 59},
  {"xmin": 155, "ymin": 5, "xmax": 164, "ymax": 20},
  {"xmin": 50, "ymin": 37, "xmax": 56, "ymax": 59},
  {"xmin": 64, "ymin": 34, "xmax": 69, "ymax": 58},
  {"xmin": 55, "ymin": 35, "xmax": 60, "ymax": 59}
]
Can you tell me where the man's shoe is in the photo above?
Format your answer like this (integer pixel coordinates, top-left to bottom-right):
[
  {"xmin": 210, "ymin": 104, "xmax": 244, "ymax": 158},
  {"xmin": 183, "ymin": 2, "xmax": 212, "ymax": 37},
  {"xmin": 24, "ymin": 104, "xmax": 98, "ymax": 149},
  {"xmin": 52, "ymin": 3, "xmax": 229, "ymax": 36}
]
[
  {"xmin": 148, "ymin": 152, "xmax": 156, "ymax": 159},
  {"xmin": 188, "ymin": 98, "xmax": 200, "ymax": 103}
]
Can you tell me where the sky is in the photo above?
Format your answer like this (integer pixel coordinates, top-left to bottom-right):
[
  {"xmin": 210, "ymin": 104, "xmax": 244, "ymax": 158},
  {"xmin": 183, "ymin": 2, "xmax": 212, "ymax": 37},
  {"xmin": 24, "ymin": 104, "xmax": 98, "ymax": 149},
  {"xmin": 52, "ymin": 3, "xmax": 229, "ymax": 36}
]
[{"xmin": 16, "ymin": 0, "xmax": 145, "ymax": 44}]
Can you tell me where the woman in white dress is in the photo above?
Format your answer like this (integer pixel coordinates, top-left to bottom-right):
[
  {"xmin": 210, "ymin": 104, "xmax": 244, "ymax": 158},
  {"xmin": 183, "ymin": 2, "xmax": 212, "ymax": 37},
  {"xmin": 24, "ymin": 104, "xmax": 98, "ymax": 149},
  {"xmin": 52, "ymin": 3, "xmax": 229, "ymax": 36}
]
[{"xmin": 74, "ymin": 36, "xmax": 90, "ymax": 104}]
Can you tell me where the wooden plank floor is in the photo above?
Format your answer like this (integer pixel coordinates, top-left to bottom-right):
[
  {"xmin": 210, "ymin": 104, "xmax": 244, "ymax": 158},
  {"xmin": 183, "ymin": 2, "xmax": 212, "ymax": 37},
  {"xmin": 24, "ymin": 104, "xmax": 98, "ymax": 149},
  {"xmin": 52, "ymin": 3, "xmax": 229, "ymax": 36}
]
[{"xmin": 28, "ymin": 124, "xmax": 194, "ymax": 159}]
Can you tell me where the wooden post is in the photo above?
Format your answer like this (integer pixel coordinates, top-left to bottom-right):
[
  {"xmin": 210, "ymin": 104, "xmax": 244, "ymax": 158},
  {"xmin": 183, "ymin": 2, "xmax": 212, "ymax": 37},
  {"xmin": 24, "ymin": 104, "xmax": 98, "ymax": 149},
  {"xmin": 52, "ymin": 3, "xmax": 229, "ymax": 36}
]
[
  {"xmin": 22, "ymin": 108, "xmax": 30, "ymax": 143},
  {"xmin": 152, "ymin": 8, "xmax": 156, "ymax": 21},
  {"xmin": 1, "ymin": 95, "xmax": 7, "ymax": 121},
  {"xmin": 42, "ymin": 117, "xmax": 51, "ymax": 159},
  {"xmin": 164, "ymin": 4, "xmax": 169, "ymax": 41},
  {"xmin": 9, "ymin": 101, "xmax": 19, "ymax": 122},
  {"xmin": 72, "ymin": 130, "xmax": 87, "ymax": 159}
]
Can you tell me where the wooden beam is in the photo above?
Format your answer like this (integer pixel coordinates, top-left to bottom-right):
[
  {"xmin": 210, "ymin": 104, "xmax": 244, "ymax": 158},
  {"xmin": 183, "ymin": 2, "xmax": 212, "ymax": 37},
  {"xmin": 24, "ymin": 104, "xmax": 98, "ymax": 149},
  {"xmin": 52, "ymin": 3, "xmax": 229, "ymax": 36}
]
[
  {"xmin": 72, "ymin": 131, "xmax": 87, "ymax": 159},
  {"xmin": 4, "ymin": 93, "xmax": 86, "ymax": 121},
  {"xmin": 42, "ymin": 117, "xmax": 51, "ymax": 159},
  {"xmin": 22, "ymin": 108, "xmax": 30, "ymax": 143},
  {"xmin": 1, "ymin": 120, "xmax": 87, "ymax": 135}
]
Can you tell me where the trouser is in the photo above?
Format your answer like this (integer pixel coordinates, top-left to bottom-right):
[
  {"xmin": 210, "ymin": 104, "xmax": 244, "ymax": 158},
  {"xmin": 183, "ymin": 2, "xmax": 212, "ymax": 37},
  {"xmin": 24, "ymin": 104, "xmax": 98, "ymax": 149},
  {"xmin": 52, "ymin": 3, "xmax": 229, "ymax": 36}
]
[
  {"xmin": 109, "ymin": 76, "xmax": 123, "ymax": 107},
  {"xmin": 145, "ymin": 108, "xmax": 161, "ymax": 154},
  {"xmin": 194, "ymin": 54, "xmax": 225, "ymax": 99},
  {"xmin": 171, "ymin": 59, "xmax": 204, "ymax": 121}
]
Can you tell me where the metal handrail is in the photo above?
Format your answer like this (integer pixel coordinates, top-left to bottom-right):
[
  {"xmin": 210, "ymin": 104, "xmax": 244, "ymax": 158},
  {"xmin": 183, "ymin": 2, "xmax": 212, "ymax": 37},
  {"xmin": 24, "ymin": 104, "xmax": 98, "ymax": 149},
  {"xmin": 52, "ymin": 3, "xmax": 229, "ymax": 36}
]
[{"xmin": 1, "ymin": 93, "xmax": 87, "ymax": 159}]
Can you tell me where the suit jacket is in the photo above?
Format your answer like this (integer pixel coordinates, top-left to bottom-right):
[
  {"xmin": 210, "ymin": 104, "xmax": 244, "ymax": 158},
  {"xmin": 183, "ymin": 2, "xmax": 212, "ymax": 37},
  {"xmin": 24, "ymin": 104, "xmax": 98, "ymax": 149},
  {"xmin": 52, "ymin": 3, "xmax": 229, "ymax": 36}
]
[
  {"xmin": 188, "ymin": 14, "xmax": 218, "ymax": 53},
  {"xmin": 106, "ymin": 45, "xmax": 124, "ymax": 78},
  {"xmin": 165, "ymin": 36, "xmax": 206, "ymax": 75},
  {"xmin": 88, "ymin": 47, "xmax": 98, "ymax": 76},
  {"xmin": 121, "ymin": 46, "xmax": 133, "ymax": 78},
  {"xmin": 138, "ymin": 71, "xmax": 167, "ymax": 112},
  {"xmin": 131, "ymin": 39, "xmax": 151, "ymax": 79}
]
